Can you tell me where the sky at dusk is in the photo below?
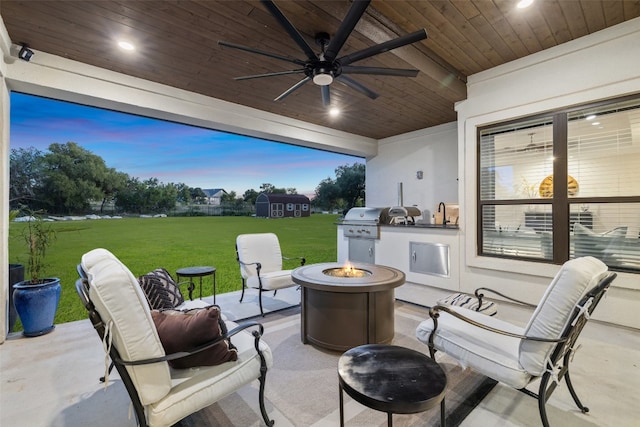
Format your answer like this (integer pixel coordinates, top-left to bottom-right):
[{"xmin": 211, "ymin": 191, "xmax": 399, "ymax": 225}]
[{"xmin": 9, "ymin": 92, "xmax": 363, "ymax": 197}]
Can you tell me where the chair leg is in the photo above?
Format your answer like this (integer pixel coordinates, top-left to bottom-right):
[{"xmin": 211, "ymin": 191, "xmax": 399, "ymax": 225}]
[
  {"xmin": 239, "ymin": 279, "xmax": 246, "ymax": 302},
  {"xmin": 537, "ymin": 375, "xmax": 552, "ymax": 427},
  {"xmin": 259, "ymin": 290, "xmax": 265, "ymax": 316},
  {"xmin": 99, "ymin": 361, "xmax": 115, "ymax": 383},
  {"xmin": 254, "ymin": 331, "xmax": 274, "ymax": 427},
  {"xmin": 565, "ymin": 369, "xmax": 589, "ymax": 414}
]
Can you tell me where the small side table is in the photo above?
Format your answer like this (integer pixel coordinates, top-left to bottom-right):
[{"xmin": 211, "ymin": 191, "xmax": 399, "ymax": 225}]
[
  {"xmin": 338, "ymin": 344, "xmax": 447, "ymax": 427},
  {"xmin": 176, "ymin": 266, "xmax": 217, "ymax": 303}
]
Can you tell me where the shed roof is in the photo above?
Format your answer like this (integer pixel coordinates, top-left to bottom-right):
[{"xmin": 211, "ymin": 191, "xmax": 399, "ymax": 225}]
[{"xmin": 257, "ymin": 193, "xmax": 310, "ymax": 204}]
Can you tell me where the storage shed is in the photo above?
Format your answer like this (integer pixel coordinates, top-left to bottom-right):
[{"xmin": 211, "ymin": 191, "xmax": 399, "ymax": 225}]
[{"xmin": 255, "ymin": 193, "xmax": 311, "ymax": 218}]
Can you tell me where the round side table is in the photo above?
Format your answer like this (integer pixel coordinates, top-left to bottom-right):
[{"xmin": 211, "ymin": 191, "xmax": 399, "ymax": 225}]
[
  {"xmin": 338, "ymin": 344, "xmax": 447, "ymax": 426},
  {"xmin": 176, "ymin": 266, "xmax": 217, "ymax": 303}
]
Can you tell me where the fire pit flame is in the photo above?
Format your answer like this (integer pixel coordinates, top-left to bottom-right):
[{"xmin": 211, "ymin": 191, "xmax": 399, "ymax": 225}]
[{"xmin": 323, "ymin": 261, "xmax": 371, "ymax": 278}]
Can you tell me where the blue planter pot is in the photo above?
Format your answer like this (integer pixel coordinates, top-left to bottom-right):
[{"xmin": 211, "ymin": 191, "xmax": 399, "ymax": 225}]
[
  {"xmin": 13, "ymin": 278, "xmax": 61, "ymax": 337},
  {"xmin": 8, "ymin": 264, "xmax": 25, "ymax": 334}
]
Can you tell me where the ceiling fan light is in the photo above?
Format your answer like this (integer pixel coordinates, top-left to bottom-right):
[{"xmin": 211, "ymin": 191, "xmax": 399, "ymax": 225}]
[{"xmin": 313, "ymin": 70, "xmax": 333, "ymax": 86}]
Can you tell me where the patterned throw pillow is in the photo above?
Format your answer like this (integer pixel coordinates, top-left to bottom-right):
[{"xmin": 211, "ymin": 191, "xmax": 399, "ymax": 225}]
[
  {"xmin": 138, "ymin": 268, "xmax": 185, "ymax": 310},
  {"xmin": 151, "ymin": 305, "xmax": 238, "ymax": 369},
  {"xmin": 438, "ymin": 292, "xmax": 497, "ymax": 316}
]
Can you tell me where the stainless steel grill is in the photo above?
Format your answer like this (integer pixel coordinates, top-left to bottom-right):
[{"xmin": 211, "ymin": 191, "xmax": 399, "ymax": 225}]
[{"xmin": 341, "ymin": 207, "xmax": 384, "ymax": 239}]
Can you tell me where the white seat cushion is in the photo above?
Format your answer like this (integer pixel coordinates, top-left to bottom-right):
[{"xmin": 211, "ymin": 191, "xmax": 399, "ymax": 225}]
[
  {"xmin": 246, "ymin": 269, "xmax": 295, "ymax": 290},
  {"xmin": 81, "ymin": 249, "xmax": 172, "ymax": 405},
  {"xmin": 416, "ymin": 305, "xmax": 532, "ymax": 389},
  {"xmin": 237, "ymin": 233, "xmax": 283, "ymax": 278},
  {"xmin": 520, "ymin": 256, "xmax": 607, "ymax": 374},
  {"xmin": 147, "ymin": 319, "xmax": 273, "ymax": 426}
]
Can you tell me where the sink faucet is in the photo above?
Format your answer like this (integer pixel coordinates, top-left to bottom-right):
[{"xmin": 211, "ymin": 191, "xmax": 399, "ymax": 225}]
[{"xmin": 437, "ymin": 202, "xmax": 449, "ymax": 227}]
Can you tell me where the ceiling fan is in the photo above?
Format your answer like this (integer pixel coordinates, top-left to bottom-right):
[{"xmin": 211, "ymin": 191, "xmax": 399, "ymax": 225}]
[
  {"xmin": 218, "ymin": 0, "xmax": 428, "ymax": 107},
  {"xmin": 501, "ymin": 133, "xmax": 553, "ymax": 153}
]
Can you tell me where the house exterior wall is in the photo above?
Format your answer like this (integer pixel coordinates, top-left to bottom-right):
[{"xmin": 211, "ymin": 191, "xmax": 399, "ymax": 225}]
[
  {"xmin": 365, "ymin": 17, "xmax": 640, "ymax": 329},
  {"xmin": 2, "ymin": 14, "xmax": 639, "ymax": 334},
  {"xmin": 0, "ymin": 21, "xmax": 10, "ymax": 343}
]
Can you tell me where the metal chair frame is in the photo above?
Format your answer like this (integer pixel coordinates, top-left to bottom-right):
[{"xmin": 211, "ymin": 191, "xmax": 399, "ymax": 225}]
[
  {"xmin": 235, "ymin": 243, "xmax": 305, "ymax": 316},
  {"xmin": 76, "ymin": 273, "xmax": 274, "ymax": 427},
  {"xmin": 427, "ymin": 272, "xmax": 617, "ymax": 427}
]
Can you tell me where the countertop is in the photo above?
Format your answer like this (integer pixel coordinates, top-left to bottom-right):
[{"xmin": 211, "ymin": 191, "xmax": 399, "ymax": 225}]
[{"xmin": 382, "ymin": 223, "xmax": 459, "ymax": 230}]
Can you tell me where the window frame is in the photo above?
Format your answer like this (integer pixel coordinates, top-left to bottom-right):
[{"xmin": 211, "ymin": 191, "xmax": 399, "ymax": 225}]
[{"xmin": 477, "ymin": 94, "xmax": 640, "ymax": 272}]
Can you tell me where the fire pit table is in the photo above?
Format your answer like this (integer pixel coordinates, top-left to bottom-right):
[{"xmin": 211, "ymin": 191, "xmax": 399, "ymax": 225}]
[{"xmin": 292, "ymin": 262, "xmax": 405, "ymax": 351}]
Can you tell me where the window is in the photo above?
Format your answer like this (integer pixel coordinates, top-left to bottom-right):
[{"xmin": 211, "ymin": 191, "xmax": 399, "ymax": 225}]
[
  {"xmin": 302, "ymin": 204, "xmax": 309, "ymax": 211},
  {"xmin": 287, "ymin": 203, "xmax": 294, "ymax": 211},
  {"xmin": 478, "ymin": 95, "xmax": 640, "ymax": 273}
]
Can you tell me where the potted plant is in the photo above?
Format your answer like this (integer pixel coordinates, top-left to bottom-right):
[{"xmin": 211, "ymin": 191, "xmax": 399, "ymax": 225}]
[
  {"xmin": 12, "ymin": 212, "xmax": 61, "ymax": 337},
  {"xmin": 8, "ymin": 210, "xmax": 24, "ymax": 334}
]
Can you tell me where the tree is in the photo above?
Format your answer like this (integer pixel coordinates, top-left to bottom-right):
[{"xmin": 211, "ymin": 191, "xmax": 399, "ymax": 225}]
[
  {"xmin": 9, "ymin": 146, "xmax": 44, "ymax": 209},
  {"xmin": 190, "ymin": 187, "xmax": 207, "ymax": 204},
  {"xmin": 314, "ymin": 163, "xmax": 365, "ymax": 211},
  {"xmin": 38, "ymin": 142, "xmax": 109, "ymax": 213},
  {"xmin": 221, "ymin": 190, "xmax": 236, "ymax": 203},
  {"xmin": 314, "ymin": 177, "xmax": 341, "ymax": 211},
  {"xmin": 335, "ymin": 163, "xmax": 365, "ymax": 209},
  {"xmin": 243, "ymin": 189, "xmax": 259, "ymax": 204},
  {"xmin": 99, "ymin": 168, "xmax": 128, "ymax": 213},
  {"xmin": 175, "ymin": 183, "xmax": 192, "ymax": 205}
]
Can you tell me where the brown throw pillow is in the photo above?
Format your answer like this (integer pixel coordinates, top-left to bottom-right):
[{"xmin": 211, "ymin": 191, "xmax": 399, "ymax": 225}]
[{"xmin": 151, "ymin": 305, "xmax": 238, "ymax": 369}]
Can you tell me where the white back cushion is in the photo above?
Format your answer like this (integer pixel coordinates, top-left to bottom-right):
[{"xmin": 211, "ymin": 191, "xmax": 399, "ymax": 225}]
[
  {"xmin": 519, "ymin": 256, "xmax": 607, "ymax": 374},
  {"xmin": 236, "ymin": 233, "xmax": 283, "ymax": 278},
  {"xmin": 82, "ymin": 248, "xmax": 171, "ymax": 405}
]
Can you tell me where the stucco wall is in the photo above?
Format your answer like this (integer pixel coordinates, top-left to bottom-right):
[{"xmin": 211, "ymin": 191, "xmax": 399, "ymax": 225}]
[
  {"xmin": 456, "ymin": 17, "xmax": 640, "ymax": 328},
  {"xmin": 364, "ymin": 18, "xmax": 640, "ymax": 329}
]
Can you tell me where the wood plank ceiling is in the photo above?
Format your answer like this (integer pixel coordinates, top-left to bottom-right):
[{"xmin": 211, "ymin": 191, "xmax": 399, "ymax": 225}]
[{"xmin": 2, "ymin": 1, "xmax": 639, "ymax": 139}]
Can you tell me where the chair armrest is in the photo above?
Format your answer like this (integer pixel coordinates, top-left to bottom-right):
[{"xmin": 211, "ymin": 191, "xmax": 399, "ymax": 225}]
[
  {"xmin": 283, "ymin": 256, "xmax": 306, "ymax": 266},
  {"xmin": 474, "ymin": 287, "xmax": 537, "ymax": 309},
  {"xmin": 238, "ymin": 259, "xmax": 262, "ymax": 274},
  {"xmin": 429, "ymin": 304, "xmax": 565, "ymax": 343},
  {"xmin": 114, "ymin": 321, "xmax": 266, "ymax": 366}
]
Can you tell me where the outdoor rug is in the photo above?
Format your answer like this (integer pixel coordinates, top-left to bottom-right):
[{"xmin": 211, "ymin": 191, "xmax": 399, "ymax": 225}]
[{"xmin": 175, "ymin": 301, "xmax": 497, "ymax": 427}]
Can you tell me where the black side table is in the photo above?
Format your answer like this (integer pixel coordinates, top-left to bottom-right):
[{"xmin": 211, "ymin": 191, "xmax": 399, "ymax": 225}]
[
  {"xmin": 176, "ymin": 266, "xmax": 217, "ymax": 303},
  {"xmin": 338, "ymin": 344, "xmax": 447, "ymax": 427}
]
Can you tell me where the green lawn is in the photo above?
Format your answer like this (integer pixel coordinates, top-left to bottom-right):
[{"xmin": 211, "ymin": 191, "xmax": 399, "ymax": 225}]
[{"xmin": 9, "ymin": 214, "xmax": 340, "ymax": 327}]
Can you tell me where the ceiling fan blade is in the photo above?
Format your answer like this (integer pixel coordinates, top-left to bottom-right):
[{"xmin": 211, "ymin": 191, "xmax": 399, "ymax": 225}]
[
  {"xmin": 321, "ymin": 85, "xmax": 330, "ymax": 107},
  {"xmin": 336, "ymin": 75, "xmax": 379, "ymax": 100},
  {"xmin": 324, "ymin": 0, "xmax": 371, "ymax": 62},
  {"xmin": 274, "ymin": 76, "xmax": 311, "ymax": 101},
  {"xmin": 341, "ymin": 66, "xmax": 419, "ymax": 77},
  {"xmin": 218, "ymin": 41, "xmax": 307, "ymax": 66},
  {"xmin": 234, "ymin": 69, "xmax": 306, "ymax": 81},
  {"xmin": 260, "ymin": 0, "xmax": 318, "ymax": 61},
  {"xmin": 338, "ymin": 29, "xmax": 428, "ymax": 66}
]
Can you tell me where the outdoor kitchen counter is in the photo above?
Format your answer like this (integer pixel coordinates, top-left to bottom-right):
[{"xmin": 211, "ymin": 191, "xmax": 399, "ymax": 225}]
[{"xmin": 381, "ymin": 223, "xmax": 459, "ymax": 230}]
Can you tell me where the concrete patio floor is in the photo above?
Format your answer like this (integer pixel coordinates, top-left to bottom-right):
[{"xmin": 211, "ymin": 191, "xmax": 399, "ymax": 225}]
[{"xmin": 2, "ymin": 284, "xmax": 639, "ymax": 427}]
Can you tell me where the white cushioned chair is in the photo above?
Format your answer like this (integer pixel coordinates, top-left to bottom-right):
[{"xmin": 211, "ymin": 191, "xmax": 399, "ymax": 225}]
[
  {"xmin": 76, "ymin": 248, "xmax": 274, "ymax": 427},
  {"xmin": 236, "ymin": 233, "xmax": 305, "ymax": 316},
  {"xmin": 416, "ymin": 256, "xmax": 616, "ymax": 427}
]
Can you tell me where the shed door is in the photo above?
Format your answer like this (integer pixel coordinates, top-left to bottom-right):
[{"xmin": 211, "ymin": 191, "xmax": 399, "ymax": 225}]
[{"xmin": 271, "ymin": 203, "xmax": 284, "ymax": 217}]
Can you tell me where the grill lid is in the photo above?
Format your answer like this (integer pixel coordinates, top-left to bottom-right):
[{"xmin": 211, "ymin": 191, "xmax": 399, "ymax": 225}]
[{"xmin": 343, "ymin": 207, "xmax": 384, "ymax": 224}]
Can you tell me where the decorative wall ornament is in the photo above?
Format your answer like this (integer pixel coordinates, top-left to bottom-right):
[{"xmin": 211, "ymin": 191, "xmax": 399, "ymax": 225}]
[{"xmin": 539, "ymin": 174, "xmax": 579, "ymax": 198}]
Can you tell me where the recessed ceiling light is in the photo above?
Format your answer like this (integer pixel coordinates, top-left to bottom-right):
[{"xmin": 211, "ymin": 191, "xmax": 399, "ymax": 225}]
[
  {"xmin": 118, "ymin": 41, "xmax": 135, "ymax": 51},
  {"xmin": 591, "ymin": 122, "xmax": 600, "ymax": 126},
  {"xmin": 586, "ymin": 114, "xmax": 597, "ymax": 120},
  {"xmin": 517, "ymin": 0, "xmax": 534, "ymax": 9},
  {"xmin": 329, "ymin": 108, "xmax": 340, "ymax": 117}
]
